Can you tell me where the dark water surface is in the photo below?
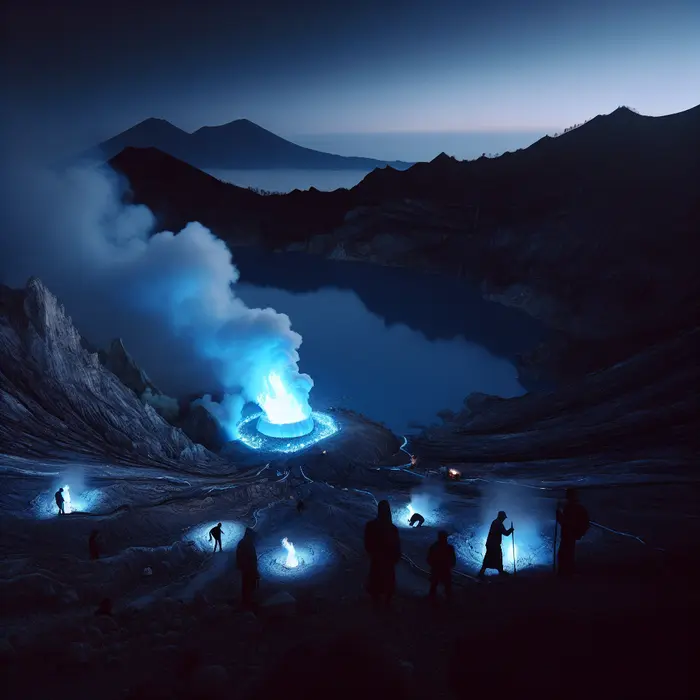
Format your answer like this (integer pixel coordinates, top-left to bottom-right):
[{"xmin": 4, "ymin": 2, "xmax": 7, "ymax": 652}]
[{"xmin": 233, "ymin": 248, "xmax": 545, "ymax": 434}]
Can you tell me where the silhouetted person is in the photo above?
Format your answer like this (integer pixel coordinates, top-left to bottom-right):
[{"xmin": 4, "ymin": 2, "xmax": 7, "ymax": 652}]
[
  {"xmin": 427, "ymin": 530, "xmax": 456, "ymax": 602},
  {"xmin": 556, "ymin": 488, "xmax": 590, "ymax": 577},
  {"xmin": 296, "ymin": 499, "xmax": 306, "ymax": 515},
  {"xmin": 409, "ymin": 512, "xmax": 425, "ymax": 527},
  {"xmin": 55, "ymin": 488, "xmax": 65, "ymax": 516},
  {"xmin": 364, "ymin": 500, "xmax": 401, "ymax": 606},
  {"xmin": 209, "ymin": 522, "xmax": 224, "ymax": 552},
  {"xmin": 236, "ymin": 528, "xmax": 259, "ymax": 609},
  {"xmin": 478, "ymin": 511, "xmax": 514, "ymax": 577},
  {"xmin": 89, "ymin": 529, "xmax": 101, "ymax": 560},
  {"xmin": 95, "ymin": 598, "xmax": 112, "ymax": 616}
]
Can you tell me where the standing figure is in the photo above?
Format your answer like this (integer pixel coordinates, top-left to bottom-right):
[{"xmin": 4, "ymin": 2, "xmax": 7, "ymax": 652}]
[
  {"xmin": 55, "ymin": 488, "xmax": 65, "ymax": 516},
  {"xmin": 296, "ymin": 499, "xmax": 306, "ymax": 515},
  {"xmin": 409, "ymin": 512, "xmax": 425, "ymax": 527},
  {"xmin": 89, "ymin": 529, "xmax": 101, "ymax": 560},
  {"xmin": 556, "ymin": 488, "xmax": 589, "ymax": 577},
  {"xmin": 364, "ymin": 500, "xmax": 402, "ymax": 606},
  {"xmin": 209, "ymin": 523, "xmax": 224, "ymax": 553},
  {"xmin": 478, "ymin": 511, "xmax": 514, "ymax": 577},
  {"xmin": 236, "ymin": 528, "xmax": 259, "ymax": 610},
  {"xmin": 427, "ymin": 531, "xmax": 456, "ymax": 602}
]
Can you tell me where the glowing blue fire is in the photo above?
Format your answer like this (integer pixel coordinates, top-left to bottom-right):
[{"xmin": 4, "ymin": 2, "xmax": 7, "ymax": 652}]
[
  {"xmin": 236, "ymin": 411, "xmax": 339, "ymax": 454},
  {"xmin": 257, "ymin": 371, "xmax": 310, "ymax": 425},
  {"xmin": 257, "ymin": 538, "xmax": 335, "ymax": 580},
  {"xmin": 281, "ymin": 537, "xmax": 299, "ymax": 568}
]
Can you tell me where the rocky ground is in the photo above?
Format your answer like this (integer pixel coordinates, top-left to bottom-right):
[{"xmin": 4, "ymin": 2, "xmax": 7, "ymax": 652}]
[{"xmin": 1, "ymin": 447, "xmax": 697, "ymax": 700}]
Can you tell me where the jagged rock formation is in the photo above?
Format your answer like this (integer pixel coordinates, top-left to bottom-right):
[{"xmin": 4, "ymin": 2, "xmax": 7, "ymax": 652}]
[
  {"xmin": 98, "ymin": 338, "xmax": 161, "ymax": 399},
  {"xmin": 177, "ymin": 403, "xmax": 228, "ymax": 451},
  {"xmin": 0, "ymin": 278, "xmax": 217, "ymax": 464}
]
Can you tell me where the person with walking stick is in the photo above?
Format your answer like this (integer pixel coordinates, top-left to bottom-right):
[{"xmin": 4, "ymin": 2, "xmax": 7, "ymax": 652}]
[{"xmin": 478, "ymin": 510, "xmax": 515, "ymax": 578}]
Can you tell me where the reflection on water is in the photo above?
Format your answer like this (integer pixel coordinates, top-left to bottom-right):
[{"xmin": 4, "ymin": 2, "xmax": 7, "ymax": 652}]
[{"xmin": 236, "ymin": 284, "xmax": 528, "ymax": 434}]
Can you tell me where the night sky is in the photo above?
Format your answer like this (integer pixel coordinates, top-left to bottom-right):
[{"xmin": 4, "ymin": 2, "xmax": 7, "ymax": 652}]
[{"xmin": 2, "ymin": 0, "xmax": 699, "ymax": 160}]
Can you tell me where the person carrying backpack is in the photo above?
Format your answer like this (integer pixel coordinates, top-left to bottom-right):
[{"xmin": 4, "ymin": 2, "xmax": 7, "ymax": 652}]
[{"xmin": 556, "ymin": 488, "xmax": 589, "ymax": 577}]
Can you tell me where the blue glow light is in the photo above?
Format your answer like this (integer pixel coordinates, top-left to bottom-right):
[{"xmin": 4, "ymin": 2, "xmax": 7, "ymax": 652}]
[
  {"xmin": 257, "ymin": 538, "xmax": 335, "ymax": 580},
  {"xmin": 257, "ymin": 371, "xmax": 311, "ymax": 425},
  {"xmin": 235, "ymin": 411, "xmax": 340, "ymax": 454},
  {"xmin": 183, "ymin": 521, "xmax": 246, "ymax": 553},
  {"xmin": 396, "ymin": 500, "xmax": 444, "ymax": 529},
  {"xmin": 454, "ymin": 522, "xmax": 552, "ymax": 575},
  {"xmin": 257, "ymin": 414, "xmax": 315, "ymax": 438},
  {"xmin": 33, "ymin": 486, "xmax": 103, "ymax": 519}
]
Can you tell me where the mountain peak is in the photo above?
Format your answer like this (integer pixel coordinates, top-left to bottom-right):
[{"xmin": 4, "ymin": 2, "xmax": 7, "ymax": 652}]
[
  {"xmin": 193, "ymin": 118, "xmax": 273, "ymax": 135},
  {"xmin": 431, "ymin": 152, "xmax": 457, "ymax": 164},
  {"xmin": 90, "ymin": 118, "xmax": 414, "ymax": 171}
]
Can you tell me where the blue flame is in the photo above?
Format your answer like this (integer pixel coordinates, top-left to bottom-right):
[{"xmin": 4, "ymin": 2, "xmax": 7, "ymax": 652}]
[
  {"xmin": 257, "ymin": 538, "xmax": 335, "ymax": 580},
  {"xmin": 257, "ymin": 371, "xmax": 311, "ymax": 424},
  {"xmin": 235, "ymin": 411, "xmax": 339, "ymax": 453}
]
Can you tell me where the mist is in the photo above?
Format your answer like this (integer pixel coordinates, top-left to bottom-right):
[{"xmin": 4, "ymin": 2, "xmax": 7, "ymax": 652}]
[
  {"xmin": 409, "ymin": 479, "xmax": 447, "ymax": 523},
  {"xmin": 0, "ymin": 159, "xmax": 313, "ymax": 435}
]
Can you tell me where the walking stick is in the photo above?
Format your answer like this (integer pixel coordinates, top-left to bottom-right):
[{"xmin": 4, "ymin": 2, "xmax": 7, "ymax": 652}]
[
  {"xmin": 553, "ymin": 514, "xmax": 558, "ymax": 574},
  {"xmin": 511, "ymin": 520, "xmax": 516, "ymax": 575}
]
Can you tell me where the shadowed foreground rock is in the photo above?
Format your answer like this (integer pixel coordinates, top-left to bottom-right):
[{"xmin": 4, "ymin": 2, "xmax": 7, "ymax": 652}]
[
  {"xmin": 249, "ymin": 632, "xmax": 415, "ymax": 700},
  {"xmin": 0, "ymin": 278, "xmax": 217, "ymax": 466}
]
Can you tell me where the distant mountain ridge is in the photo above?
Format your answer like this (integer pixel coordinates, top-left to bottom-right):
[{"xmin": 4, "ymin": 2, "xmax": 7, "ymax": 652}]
[
  {"xmin": 82, "ymin": 117, "xmax": 414, "ymax": 171},
  {"xmin": 108, "ymin": 104, "xmax": 700, "ymax": 379}
]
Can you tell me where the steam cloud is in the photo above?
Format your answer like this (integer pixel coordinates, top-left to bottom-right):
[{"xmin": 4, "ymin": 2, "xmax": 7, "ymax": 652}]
[
  {"xmin": 411, "ymin": 481, "xmax": 445, "ymax": 517},
  {"xmin": 0, "ymin": 159, "xmax": 313, "ymax": 434}
]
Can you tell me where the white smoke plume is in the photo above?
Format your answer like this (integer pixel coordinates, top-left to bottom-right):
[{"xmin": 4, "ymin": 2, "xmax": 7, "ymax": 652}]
[
  {"xmin": 0, "ymin": 159, "xmax": 313, "ymax": 436},
  {"xmin": 192, "ymin": 393, "xmax": 245, "ymax": 429}
]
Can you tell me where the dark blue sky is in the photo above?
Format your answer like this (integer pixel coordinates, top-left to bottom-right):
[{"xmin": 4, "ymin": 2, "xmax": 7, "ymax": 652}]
[{"xmin": 3, "ymin": 0, "xmax": 699, "ymax": 159}]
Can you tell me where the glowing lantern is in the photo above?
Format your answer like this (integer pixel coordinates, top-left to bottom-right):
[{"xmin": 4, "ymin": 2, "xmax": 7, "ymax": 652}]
[
  {"xmin": 63, "ymin": 485, "xmax": 72, "ymax": 514},
  {"xmin": 282, "ymin": 537, "xmax": 299, "ymax": 568}
]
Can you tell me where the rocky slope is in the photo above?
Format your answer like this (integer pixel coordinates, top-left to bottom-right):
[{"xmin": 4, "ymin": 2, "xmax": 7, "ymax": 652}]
[
  {"xmin": 412, "ymin": 324, "xmax": 699, "ymax": 467},
  {"xmin": 0, "ymin": 278, "xmax": 217, "ymax": 465}
]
